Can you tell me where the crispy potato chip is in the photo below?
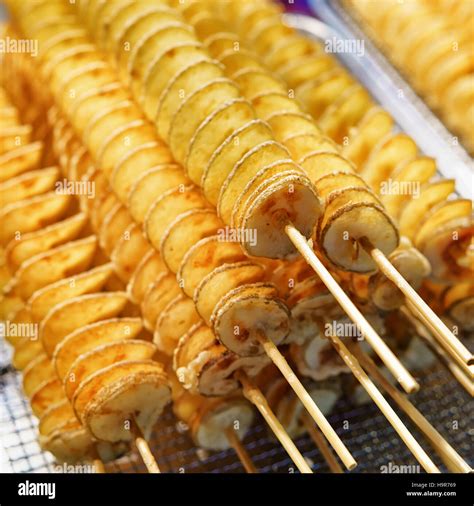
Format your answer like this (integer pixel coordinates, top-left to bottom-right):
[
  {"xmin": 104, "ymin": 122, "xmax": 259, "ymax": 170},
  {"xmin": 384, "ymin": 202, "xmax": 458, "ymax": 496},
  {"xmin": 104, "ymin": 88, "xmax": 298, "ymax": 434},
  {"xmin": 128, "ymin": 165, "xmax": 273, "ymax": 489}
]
[
  {"xmin": 111, "ymin": 224, "xmax": 151, "ymax": 282},
  {"xmin": 155, "ymin": 295, "xmax": 200, "ymax": 356},
  {"xmin": 399, "ymin": 180, "xmax": 456, "ymax": 239},
  {"xmin": 185, "ymin": 98, "xmax": 254, "ymax": 184},
  {"xmin": 300, "ymin": 152, "xmax": 355, "ymax": 184},
  {"xmin": 213, "ymin": 283, "xmax": 289, "ymax": 356},
  {"xmin": 282, "ymin": 54, "xmax": 334, "ymax": 88},
  {"xmin": 6, "ymin": 236, "xmax": 97, "ymax": 300},
  {"xmin": 12, "ymin": 335, "xmax": 42, "ymax": 371},
  {"xmin": 381, "ymin": 157, "xmax": 437, "ymax": 219},
  {"xmin": 266, "ymin": 111, "xmax": 320, "ymax": 142},
  {"xmin": 0, "ymin": 141, "xmax": 43, "ymax": 182},
  {"xmin": 218, "ymin": 140, "xmax": 290, "ymax": 224},
  {"xmin": 202, "ymin": 119, "xmax": 272, "ymax": 206},
  {"xmin": 0, "ymin": 167, "xmax": 59, "ymax": 207},
  {"xmin": 141, "ymin": 273, "xmax": 182, "ymax": 331},
  {"xmin": 142, "ymin": 43, "xmax": 208, "ymax": 120},
  {"xmin": 0, "ymin": 192, "xmax": 71, "ymax": 245},
  {"xmin": 168, "ymin": 78, "xmax": 240, "ymax": 164},
  {"xmin": 251, "ymin": 92, "xmax": 301, "ymax": 120},
  {"xmin": 128, "ymin": 164, "xmax": 185, "ymax": 223},
  {"xmin": 0, "ymin": 125, "xmax": 32, "ymax": 155},
  {"xmin": 284, "ymin": 133, "xmax": 338, "ymax": 162},
  {"xmin": 22, "ymin": 354, "xmax": 55, "ymax": 398},
  {"xmin": 64, "ymin": 340, "xmax": 157, "ymax": 400},
  {"xmin": 161, "ymin": 209, "xmax": 222, "ymax": 273},
  {"xmin": 27, "ymin": 263, "xmax": 114, "ymax": 322},
  {"xmin": 99, "ymin": 204, "xmax": 133, "ymax": 256},
  {"xmin": 145, "ymin": 185, "xmax": 209, "ymax": 250},
  {"xmin": 40, "ymin": 291, "xmax": 129, "ymax": 356},
  {"xmin": 111, "ymin": 142, "xmax": 173, "ymax": 202},
  {"xmin": 53, "ymin": 317, "xmax": 143, "ymax": 381},
  {"xmin": 194, "ymin": 261, "xmax": 265, "ymax": 324},
  {"xmin": 31, "ymin": 378, "xmax": 63, "ymax": 417},
  {"xmin": 178, "ymin": 236, "xmax": 247, "ymax": 298},
  {"xmin": 241, "ymin": 173, "xmax": 321, "ymax": 258},
  {"xmin": 127, "ymin": 250, "xmax": 166, "ymax": 304},
  {"xmin": 361, "ymin": 133, "xmax": 418, "ymax": 192},
  {"xmin": 233, "ymin": 68, "xmax": 284, "ymax": 100},
  {"xmin": 342, "ymin": 107, "xmax": 394, "ymax": 168},
  {"xmin": 38, "ymin": 399, "xmax": 76, "ymax": 436},
  {"xmin": 75, "ymin": 360, "xmax": 169, "ymax": 442}
]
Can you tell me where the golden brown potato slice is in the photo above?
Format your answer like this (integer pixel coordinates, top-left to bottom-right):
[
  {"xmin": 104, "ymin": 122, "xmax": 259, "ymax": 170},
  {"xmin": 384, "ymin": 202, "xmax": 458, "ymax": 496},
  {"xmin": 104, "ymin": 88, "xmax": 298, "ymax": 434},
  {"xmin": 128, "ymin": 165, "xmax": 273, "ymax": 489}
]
[
  {"xmin": 127, "ymin": 163, "xmax": 185, "ymax": 223},
  {"xmin": 218, "ymin": 49, "xmax": 263, "ymax": 78},
  {"xmin": 0, "ymin": 167, "xmax": 59, "ymax": 207},
  {"xmin": 53, "ymin": 317, "xmax": 143, "ymax": 381},
  {"xmin": 381, "ymin": 157, "xmax": 437, "ymax": 219},
  {"xmin": 27, "ymin": 263, "xmax": 114, "ymax": 322},
  {"xmin": 155, "ymin": 295, "xmax": 200, "ymax": 356},
  {"xmin": 267, "ymin": 34, "xmax": 318, "ymax": 69},
  {"xmin": 233, "ymin": 68, "xmax": 284, "ymax": 100},
  {"xmin": 12, "ymin": 334, "xmax": 42, "ymax": 371},
  {"xmin": 22, "ymin": 354, "xmax": 55, "ymax": 398},
  {"xmin": 399, "ymin": 180, "xmax": 456, "ymax": 239},
  {"xmin": 251, "ymin": 91, "xmax": 301, "ymax": 121},
  {"xmin": 111, "ymin": 224, "xmax": 151, "ymax": 283},
  {"xmin": 168, "ymin": 78, "xmax": 240, "ymax": 164},
  {"xmin": 96, "ymin": 121, "xmax": 157, "ymax": 179},
  {"xmin": 145, "ymin": 185, "xmax": 209, "ymax": 250},
  {"xmin": 0, "ymin": 124, "xmax": 32, "ymax": 155},
  {"xmin": 217, "ymin": 140, "xmax": 290, "ymax": 224},
  {"xmin": 85, "ymin": 100, "xmax": 141, "ymax": 159},
  {"xmin": 0, "ymin": 192, "xmax": 71, "ymax": 245},
  {"xmin": 202, "ymin": 119, "xmax": 273, "ymax": 206},
  {"xmin": 127, "ymin": 250, "xmax": 167, "ymax": 304},
  {"xmin": 99, "ymin": 204, "xmax": 133, "ymax": 256},
  {"xmin": 281, "ymin": 53, "xmax": 334, "ymax": 88},
  {"xmin": 241, "ymin": 172, "xmax": 320, "ymax": 257},
  {"xmin": 319, "ymin": 187, "xmax": 399, "ymax": 272},
  {"xmin": 128, "ymin": 24, "xmax": 196, "ymax": 98},
  {"xmin": 361, "ymin": 133, "xmax": 418, "ymax": 192},
  {"xmin": 319, "ymin": 84, "xmax": 373, "ymax": 144},
  {"xmin": 64, "ymin": 340, "xmax": 157, "ymax": 400},
  {"xmin": 178, "ymin": 236, "xmax": 247, "ymax": 298},
  {"xmin": 40, "ymin": 425, "xmax": 94, "ymax": 464},
  {"xmin": 74, "ymin": 360, "xmax": 169, "ymax": 442},
  {"xmin": 283, "ymin": 133, "xmax": 337, "ymax": 162},
  {"xmin": 300, "ymin": 152, "xmax": 355, "ymax": 186},
  {"xmin": 111, "ymin": 142, "xmax": 173, "ymax": 202},
  {"xmin": 0, "ymin": 141, "xmax": 42, "ymax": 182},
  {"xmin": 213, "ymin": 282, "xmax": 290, "ymax": 356},
  {"xmin": 160, "ymin": 209, "xmax": 222, "ymax": 273},
  {"xmin": 186, "ymin": 98, "xmax": 255, "ymax": 184},
  {"xmin": 156, "ymin": 58, "xmax": 224, "ymax": 140},
  {"xmin": 31, "ymin": 378, "xmax": 64, "ymax": 417},
  {"xmin": 4, "ymin": 212, "xmax": 87, "ymax": 273},
  {"xmin": 141, "ymin": 273, "xmax": 182, "ymax": 331},
  {"xmin": 142, "ymin": 43, "xmax": 208, "ymax": 121},
  {"xmin": 342, "ymin": 107, "xmax": 394, "ymax": 168},
  {"xmin": 40, "ymin": 292, "xmax": 129, "ymax": 356},
  {"xmin": 174, "ymin": 323, "xmax": 269, "ymax": 397},
  {"xmin": 6, "ymin": 236, "xmax": 97, "ymax": 300},
  {"xmin": 194, "ymin": 261, "xmax": 265, "ymax": 324},
  {"xmin": 38, "ymin": 399, "xmax": 76, "ymax": 437},
  {"xmin": 267, "ymin": 111, "xmax": 320, "ymax": 143}
]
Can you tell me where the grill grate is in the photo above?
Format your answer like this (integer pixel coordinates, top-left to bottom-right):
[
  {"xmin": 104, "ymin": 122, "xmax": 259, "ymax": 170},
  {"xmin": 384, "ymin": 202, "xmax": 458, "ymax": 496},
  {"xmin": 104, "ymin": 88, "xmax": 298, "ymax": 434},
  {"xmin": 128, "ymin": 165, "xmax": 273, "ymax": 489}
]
[{"xmin": 1, "ymin": 337, "xmax": 472, "ymax": 473}]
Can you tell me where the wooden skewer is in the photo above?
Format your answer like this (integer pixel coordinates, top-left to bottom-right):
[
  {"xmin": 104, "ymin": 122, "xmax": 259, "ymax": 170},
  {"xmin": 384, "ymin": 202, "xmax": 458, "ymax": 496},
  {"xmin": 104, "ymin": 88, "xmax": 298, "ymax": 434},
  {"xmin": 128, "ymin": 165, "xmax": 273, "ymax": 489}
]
[
  {"xmin": 256, "ymin": 331, "xmax": 356, "ymax": 470},
  {"xmin": 322, "ymin": 325, "xmax": 440, "ymax": 473},
  {"xmin": 300, "ymin": 411, "xmax": 343, "ymax": 473},
  {"xmin": 360, "ymin": 237, "xmax": 473, "ymax": 367},
  {"xmin": 285, "ymin": 224, "xmax": 419, "ymax": 394},
  {"xmin": 235, "ymin": 370, "xmax": 313, "ymax": 474},
  {"xmin": 400, "ymin": 306, "xmax": 474, "ymax": 395},
  {"xmin": 353, "ymin": 347, "xmax": 472, "ymax": 473},
  {"xmin": 225, "ymin": 426, "xmax": 258, "ymax": 473},
  {"xmin": 405, "ymin": 299, "xmax": 474, "ymax": 377},
  {"xmin": 130, "ymin": 417, "xmax": 160, "ymax": 474}
]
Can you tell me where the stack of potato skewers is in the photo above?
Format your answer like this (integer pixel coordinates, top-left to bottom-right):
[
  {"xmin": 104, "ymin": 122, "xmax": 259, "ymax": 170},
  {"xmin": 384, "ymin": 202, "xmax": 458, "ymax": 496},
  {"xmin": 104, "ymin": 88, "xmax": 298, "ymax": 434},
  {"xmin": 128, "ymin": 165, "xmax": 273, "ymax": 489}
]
[{"xmin": 0, "ymin": 0, "xmax": 472, "ymax": 474}]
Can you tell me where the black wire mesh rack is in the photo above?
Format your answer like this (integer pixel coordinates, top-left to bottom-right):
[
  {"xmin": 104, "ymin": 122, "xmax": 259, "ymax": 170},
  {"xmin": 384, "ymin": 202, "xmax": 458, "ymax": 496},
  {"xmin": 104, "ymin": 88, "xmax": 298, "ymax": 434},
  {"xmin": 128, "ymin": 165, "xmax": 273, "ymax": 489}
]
[{"xmin": 1, "ymin": 335, "xmax": 472, "ymax": 474}]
